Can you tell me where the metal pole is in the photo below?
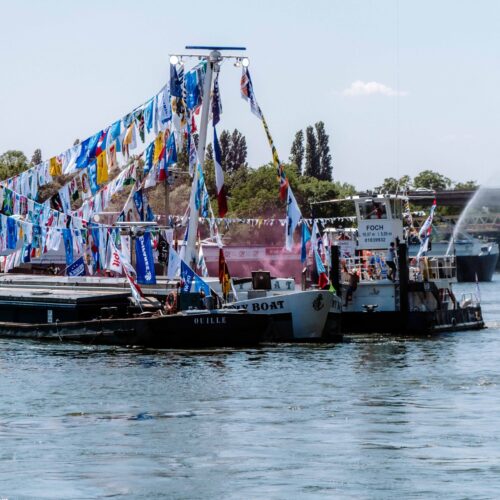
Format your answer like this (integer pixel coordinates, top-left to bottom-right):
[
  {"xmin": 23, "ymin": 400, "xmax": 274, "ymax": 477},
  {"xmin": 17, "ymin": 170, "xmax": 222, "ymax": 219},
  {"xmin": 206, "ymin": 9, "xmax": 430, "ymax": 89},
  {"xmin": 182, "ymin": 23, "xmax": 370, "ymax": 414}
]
[{"xmin": 185, "ymin": 50, "xmax": 219, "ymax": 268}]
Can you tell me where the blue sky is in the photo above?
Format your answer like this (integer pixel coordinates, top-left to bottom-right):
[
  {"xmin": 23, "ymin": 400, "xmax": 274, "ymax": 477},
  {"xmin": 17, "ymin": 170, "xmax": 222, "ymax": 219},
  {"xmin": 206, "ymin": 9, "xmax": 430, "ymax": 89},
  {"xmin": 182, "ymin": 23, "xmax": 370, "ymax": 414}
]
[{"xmin": 0, "ymin": 0, "xmax": 499, "ymax": 189}]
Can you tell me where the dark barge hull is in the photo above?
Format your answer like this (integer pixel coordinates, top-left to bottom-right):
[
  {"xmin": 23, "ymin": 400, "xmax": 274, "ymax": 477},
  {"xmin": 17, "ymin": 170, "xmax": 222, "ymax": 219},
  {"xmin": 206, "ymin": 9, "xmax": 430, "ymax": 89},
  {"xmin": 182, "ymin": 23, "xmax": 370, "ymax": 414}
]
[
  {"xmin": 341, "ymin": 306, "xmax": 484, "ymax": 335},
  {"xmin": 0, "ymin": 312, "xmax": 269, "ymax": 348},
  {"xmin": 456, "ymin": 253, "xmax": 498, "ymax": 282}
]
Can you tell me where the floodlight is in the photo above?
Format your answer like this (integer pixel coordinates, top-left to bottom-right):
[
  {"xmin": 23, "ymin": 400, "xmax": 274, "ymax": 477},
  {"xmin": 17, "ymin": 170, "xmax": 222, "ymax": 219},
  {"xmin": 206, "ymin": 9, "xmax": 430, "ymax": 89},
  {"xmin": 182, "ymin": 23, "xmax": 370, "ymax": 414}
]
[
  {"xmin": 241, "ymin": 57, "xmax": 250, "ymax": 67},
  {"xmin": 169, "ymin": 55, "xmax": 179, "ymax": 65}
]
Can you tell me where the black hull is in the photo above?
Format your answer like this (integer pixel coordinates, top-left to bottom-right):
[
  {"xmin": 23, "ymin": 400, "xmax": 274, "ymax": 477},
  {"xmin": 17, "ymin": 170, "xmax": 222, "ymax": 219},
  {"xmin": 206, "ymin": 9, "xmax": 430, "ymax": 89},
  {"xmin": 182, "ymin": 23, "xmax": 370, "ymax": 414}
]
[
  {"xmin": 341, "ymin": 306, "xmax": 484, "ymax": 335},
  {"xmin": 323, "ymin": 312, "xmax": 343, "ymax": 341},
  {"xmin": 456, "ymin": 254, "xmax": 498, "ymax": 282},
  {"xmin": 0, "ymin": 312, "xmax": 269, "ymax": 348}
]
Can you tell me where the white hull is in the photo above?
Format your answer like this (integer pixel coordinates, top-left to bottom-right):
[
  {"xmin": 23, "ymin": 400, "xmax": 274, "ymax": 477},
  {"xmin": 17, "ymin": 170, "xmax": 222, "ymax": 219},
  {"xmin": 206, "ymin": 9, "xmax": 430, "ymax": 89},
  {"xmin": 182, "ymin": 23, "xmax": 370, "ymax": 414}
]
[{"xmin": 230, "ymin": 290, "xmax": 334, "ymax": 340}]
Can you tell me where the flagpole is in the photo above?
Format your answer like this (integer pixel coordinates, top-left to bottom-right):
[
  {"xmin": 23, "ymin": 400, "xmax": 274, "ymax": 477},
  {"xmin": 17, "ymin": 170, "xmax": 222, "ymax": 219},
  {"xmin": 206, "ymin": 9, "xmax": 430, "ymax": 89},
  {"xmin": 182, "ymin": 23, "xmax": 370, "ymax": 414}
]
[{"xmin": 185, "ymin": 50, "xmax": 219, "ymax": 268}]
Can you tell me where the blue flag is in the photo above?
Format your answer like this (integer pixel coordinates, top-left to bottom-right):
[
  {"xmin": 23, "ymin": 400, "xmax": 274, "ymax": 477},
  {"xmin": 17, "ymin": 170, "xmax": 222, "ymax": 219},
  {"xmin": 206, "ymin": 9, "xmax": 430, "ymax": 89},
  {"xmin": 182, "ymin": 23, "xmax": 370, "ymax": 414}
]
[
  {"xmin": 144, "ymin": 98, "xmax": 154, "ymax": 133},
  {"xmin": 22, "ymin": 244, "xmax": 31, "ymax": 263},
  {"xmin": 88, "ymin": 161, "xmax": 99, "ymax": 194},
  {"xmin": 180, "ymin": 261, "xmax": 210, "ymax": 296},
  {"xmin": 133, "ymin": 190, "xmax": 144, "ymax": 221},
  {"xmin": 301, "ymin": 222, "xmax": 311, "ymax": 263},
  {"xmin": 109, "ymin": 120, "xmax": 121, "ymax": 142},
  {"xmin": 62, "ymin": 228, "xmax": 73, "ymax": 266},
  {"xmin": 87, "ymin": 131, "xmax": 102, "ymax": 160},
  {"xmin": 67, "ymin": 256, "xmax": 86, "ymax": 277},
  {"xmin": 135, "ymin": 233, "xmax": 156, "ymax": 285},
  {"xmin": 6, "ymin": 218, "xmax": 17, "ymax": 249},
  {"xmin": 170, "ymin": 65, "xmax": 182, "ymax": 98},
  {"xmin": 75, "ymin": 137, "xmax": 91, "ymax": 169},
  {"xmin": 165, "ymin": 133, "xmax": 177, "ymax": 169},
  {"xmin": 144, "ymin": 142, "xmax": 154, "ymax": 175}
]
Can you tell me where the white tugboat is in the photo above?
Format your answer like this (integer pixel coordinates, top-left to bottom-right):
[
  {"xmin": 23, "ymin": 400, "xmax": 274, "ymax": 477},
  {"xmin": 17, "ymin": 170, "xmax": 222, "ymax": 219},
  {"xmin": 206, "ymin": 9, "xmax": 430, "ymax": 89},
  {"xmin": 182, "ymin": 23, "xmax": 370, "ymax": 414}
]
[{"xmin": 324, "ymin": 194, "xmax": 484, "ymax": 334}]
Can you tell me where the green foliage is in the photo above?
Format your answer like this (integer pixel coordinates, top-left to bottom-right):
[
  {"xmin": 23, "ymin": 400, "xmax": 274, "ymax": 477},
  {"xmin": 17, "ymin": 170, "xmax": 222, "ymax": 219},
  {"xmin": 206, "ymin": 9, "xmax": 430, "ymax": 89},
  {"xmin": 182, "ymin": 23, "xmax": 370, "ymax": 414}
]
[
  {"xmin": 374, "ymin": 175, "xmax": 411, "ymax": 193},
  {"xmin": 0, "ymin": 150, "xmax": 29, "ymax": 180},
  {"xmin": 304, "ymin": 126, "xmax": 320, "ymax": 178},
  {"xmin": 413, "ymin": 170, "xmax": 451, "ymax": 191},
  {"xmin": 299, "ymin": 122, "xmax": 332, "ymax": 180},
  {"xmin": 30, "ymin": 148, "xmax": 42, "ymax": 166},
  {"xmin": 289, "ymin": 130, "xmax": 304, "ymax": 171},
  {"xmin": 454, "ymin": 180, "xmax": 478, "ymax": 191},
  {"xmin": 315, "ymin": 121, "xmax": 332, "ymax": 181}
]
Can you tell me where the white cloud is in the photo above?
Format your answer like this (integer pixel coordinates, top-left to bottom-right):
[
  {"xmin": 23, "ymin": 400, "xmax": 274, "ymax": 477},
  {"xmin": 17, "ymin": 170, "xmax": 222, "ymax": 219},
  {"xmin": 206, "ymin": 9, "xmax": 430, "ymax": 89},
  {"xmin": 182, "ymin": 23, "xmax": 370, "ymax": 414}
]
[{"xmin": 342, "ymin": 80, "xmax": 409, "ymax": 97}]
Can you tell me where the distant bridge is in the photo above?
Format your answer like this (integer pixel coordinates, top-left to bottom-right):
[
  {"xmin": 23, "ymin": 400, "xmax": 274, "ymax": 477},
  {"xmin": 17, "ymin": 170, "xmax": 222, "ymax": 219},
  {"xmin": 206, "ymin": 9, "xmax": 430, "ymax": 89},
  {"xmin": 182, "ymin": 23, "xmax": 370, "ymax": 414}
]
[
  {"xmin": 407, "ymin": 189, "xmax": 500, "ymax": 237},
  {"xmin": 407, "ymin": 188, "xmax": 500, "ymax": 208}
]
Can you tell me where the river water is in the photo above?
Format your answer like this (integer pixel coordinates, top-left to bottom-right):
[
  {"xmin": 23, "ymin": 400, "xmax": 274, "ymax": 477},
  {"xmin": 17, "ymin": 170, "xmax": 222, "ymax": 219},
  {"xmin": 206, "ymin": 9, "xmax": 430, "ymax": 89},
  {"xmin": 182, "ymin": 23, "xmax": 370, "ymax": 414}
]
[{"xmin": 0, "ymin": 279, "xmax": 499, "ymax": 499}]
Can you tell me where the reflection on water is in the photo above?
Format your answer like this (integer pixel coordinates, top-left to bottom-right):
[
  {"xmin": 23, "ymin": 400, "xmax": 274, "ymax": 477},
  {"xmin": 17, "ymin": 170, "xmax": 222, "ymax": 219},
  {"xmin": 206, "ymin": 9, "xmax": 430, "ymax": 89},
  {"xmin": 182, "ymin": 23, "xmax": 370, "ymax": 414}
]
[{"xmin": 0, "ymin": 279, "xmax": 499, "ymax": 498}]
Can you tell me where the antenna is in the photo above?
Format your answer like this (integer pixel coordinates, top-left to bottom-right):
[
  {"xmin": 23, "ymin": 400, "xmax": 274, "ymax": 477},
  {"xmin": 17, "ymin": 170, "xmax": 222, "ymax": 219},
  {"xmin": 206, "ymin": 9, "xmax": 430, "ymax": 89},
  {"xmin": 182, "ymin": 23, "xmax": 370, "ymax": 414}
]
[{"xmin": 185, "ymin": 45, "xmax": 246, "ymax": 51}]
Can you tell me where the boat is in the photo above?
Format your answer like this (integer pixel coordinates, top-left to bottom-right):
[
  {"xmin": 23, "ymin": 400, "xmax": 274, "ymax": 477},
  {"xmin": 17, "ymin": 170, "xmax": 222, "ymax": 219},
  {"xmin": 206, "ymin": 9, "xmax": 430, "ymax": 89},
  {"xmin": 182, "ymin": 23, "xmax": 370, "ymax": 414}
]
[
  {"xmin": 407, "ymin": 229, "xmax": 499, "ymax": 282},
  {"xmin": 0, "ymin": 285, "xmax": 269, "ymax": 348},
  {"xmin": 224, "ymin": 272, "xmax": 340, "ymax": 341},
  {"xmin": 323, "ymin": 194, "xmax": 485, "ymax": 335}
]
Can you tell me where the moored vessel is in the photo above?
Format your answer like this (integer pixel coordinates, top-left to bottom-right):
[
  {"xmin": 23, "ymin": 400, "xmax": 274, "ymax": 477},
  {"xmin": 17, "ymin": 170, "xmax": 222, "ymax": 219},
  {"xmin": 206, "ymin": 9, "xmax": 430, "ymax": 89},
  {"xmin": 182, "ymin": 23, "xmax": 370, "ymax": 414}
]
[{"xmin": 323, "ymin": 194, "xmax": 485, "ymax": 335}]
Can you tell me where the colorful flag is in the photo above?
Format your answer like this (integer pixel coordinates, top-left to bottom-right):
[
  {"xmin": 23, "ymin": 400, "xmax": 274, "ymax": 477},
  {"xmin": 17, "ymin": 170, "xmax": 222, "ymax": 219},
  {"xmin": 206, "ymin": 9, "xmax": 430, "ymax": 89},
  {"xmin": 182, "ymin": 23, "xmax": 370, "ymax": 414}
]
[
  {"xmin": 165, "ymin": 132, "xmax": 177, "ymax": 168},
  {"xmin": 197, "ymin": 242, "xmax": 209, "ymax": 277},
  {"xmin": 301, "ymin": 222, "xmax": 311, "ymax": 263},
  {"xmin": 133, "ymin": 189, "xmax": 144, "ymax": 221},
  {"xmin": 218, "ymin": 248, "xmax": 231, "ymax": 299},
  {"xmin": 144, "ymin": 142, "xmax": 155, "ymax": 175},
  {"xmin": 167, "ymin": 245, "xmax": 181, "ymax": 278},
  {"xmin": 180, "ymin": 260, "xmax": 210, "ymax": 296},
  {"xmin": 96, "ymin": 150, "xmax": 108, "ymax": 184},
  {"xmin": 188, "ymin": 133, "xmax": 197, "ymax": 177},
  {"xmin": 285, "ymin": 187, "xmax": 302, "ymax": 251},
  {"xmin": 144, "ymin": 98, "xmax": 155, "ymax": 133},
  {"xmin": 135, "ymin": 232, "xmax": 156, "ymax": 285},
  {"xmin": 136, "ymin": 109, "xmax": 145, "ymax": 143},
  {"xmin": 69, "ymin": 178, "xmax": 79, "ymax": 202},
  {"xmin": 240, "ymin": 67, "xmax": 262, "ymax": 119},
  {"xmin": 314, "ymin": 248, "xmax": 329, "ymax": 289},
  {"xmin": 49, "ymin": 156, "xmax": 62, "ymax": 177},
  {"xmin": 212, "ymin": 73, "xmax": 222, "ymax": 126},
  {"xmin": 213, "ymin": 128, "xmax": 228, "ymax": 217},
  {"xmin": 67, "ymin": 256, "xmax": 86, "ymax": 277},
  {"xmin": 125, "ymin": 268, "xmax": 144, "ymax": 306},
  {"xmin": 170, "ymin": 64, "xmax": 182, "ymax": 98},
  {"xmin": 417, "ymin": 199, "xmax": 437, "ymax": 258}
]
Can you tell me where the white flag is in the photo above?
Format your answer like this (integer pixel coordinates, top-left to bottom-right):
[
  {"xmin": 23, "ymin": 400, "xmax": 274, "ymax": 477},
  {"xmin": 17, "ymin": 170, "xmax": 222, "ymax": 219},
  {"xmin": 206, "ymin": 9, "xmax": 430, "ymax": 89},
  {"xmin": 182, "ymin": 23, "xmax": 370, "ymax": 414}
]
[{"xmin": 167, "ymin": 246, "xmax": 182, "ymax": 279}]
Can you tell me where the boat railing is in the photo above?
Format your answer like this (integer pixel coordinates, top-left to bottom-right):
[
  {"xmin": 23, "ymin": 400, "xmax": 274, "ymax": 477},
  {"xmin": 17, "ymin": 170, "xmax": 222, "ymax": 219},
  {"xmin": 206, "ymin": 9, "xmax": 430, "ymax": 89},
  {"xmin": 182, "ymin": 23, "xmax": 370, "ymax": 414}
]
[
  {"xmin": 340, "ymin": 254, "xmax": 389, "ymax": 283},
  {"xmin": 409, "ymin": 255, "xmax": 457, "ymax": 282},
  {"xmin": 459, "ymin": 292, "xmax": 480, "ymax": 308},
  {"xmin": 341, "ymin": 254, "xmax": 457, "ymax": 284}
]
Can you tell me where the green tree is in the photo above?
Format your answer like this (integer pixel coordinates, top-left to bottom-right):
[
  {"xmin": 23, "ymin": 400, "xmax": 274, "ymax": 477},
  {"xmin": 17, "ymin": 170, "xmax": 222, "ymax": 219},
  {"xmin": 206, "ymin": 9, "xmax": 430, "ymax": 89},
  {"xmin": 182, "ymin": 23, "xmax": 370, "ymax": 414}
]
[
  {"xmin": 375, "ymin": 175, "xmax": 412, "ymax": 193},
  {"xmin": 227, "ymin": 129, "xmax": 247, "ymax": 172},
  {"xmin": 454, "ymin": 180, "xmax": 478, "ymax": 190},
  {"xmin": 30, "ymin": 148, "xmax": 42, "ymax": 166},
  {"xmin": 219, "ymin": 130, "xmax": 231, "ymax": 169},
  {"xmin": 289, "ymin": 130, "xmax": 304, "ymax": 172},
  {"xmin": 315, "ymin": 121, "xmax": 332, "ymax": 181},
  {"xmin": 304, "ymin": 126, "xmax": 320, "ymax": 178},
  {"xmin": 413, "ymin": 170, "xmax": 451, "ymax": 191},
  {"xmin": 0, "ymin": 150, "xmax": 29, "ymax": 180}
]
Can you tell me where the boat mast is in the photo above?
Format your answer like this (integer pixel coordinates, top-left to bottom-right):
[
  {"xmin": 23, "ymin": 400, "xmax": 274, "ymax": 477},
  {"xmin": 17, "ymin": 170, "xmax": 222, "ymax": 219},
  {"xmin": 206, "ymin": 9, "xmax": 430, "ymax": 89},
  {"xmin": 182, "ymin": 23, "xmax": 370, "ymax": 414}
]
[
  {"xmin": 175, "ymin": 45, "xmax": 246, "ymax": 268},
  {"xmin": 185, "ymin": 50, "xmax": 218, "ymax": 268}
]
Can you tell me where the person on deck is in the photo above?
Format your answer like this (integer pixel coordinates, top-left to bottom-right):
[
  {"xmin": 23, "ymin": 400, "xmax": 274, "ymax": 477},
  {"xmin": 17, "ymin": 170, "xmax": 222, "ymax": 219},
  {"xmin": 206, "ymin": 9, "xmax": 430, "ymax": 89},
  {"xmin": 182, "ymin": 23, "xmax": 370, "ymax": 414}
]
[
  {"xmin": 344, "ymin": 269, "xmax": 359, "ymax": 307},
  {"xmin": 386, "ymin": 242, "xmax": 397, "ymax": 281}
]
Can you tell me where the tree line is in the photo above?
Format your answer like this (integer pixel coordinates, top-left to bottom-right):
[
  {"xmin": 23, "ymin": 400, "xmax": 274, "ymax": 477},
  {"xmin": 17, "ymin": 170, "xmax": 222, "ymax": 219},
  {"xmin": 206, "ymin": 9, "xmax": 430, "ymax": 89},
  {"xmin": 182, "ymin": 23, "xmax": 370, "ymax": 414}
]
[{"xmin": 0, "ymin": 120, "xmax": 478, "ymax": 221}]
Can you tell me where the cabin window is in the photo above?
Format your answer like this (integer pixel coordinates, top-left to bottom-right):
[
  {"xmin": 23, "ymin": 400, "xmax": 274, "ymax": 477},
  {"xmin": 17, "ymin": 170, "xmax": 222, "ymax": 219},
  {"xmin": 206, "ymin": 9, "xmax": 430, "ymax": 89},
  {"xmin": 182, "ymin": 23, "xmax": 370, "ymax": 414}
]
[{"xmin": 359, "ymin": 200, "xmax": 388, "ymax": 220}]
